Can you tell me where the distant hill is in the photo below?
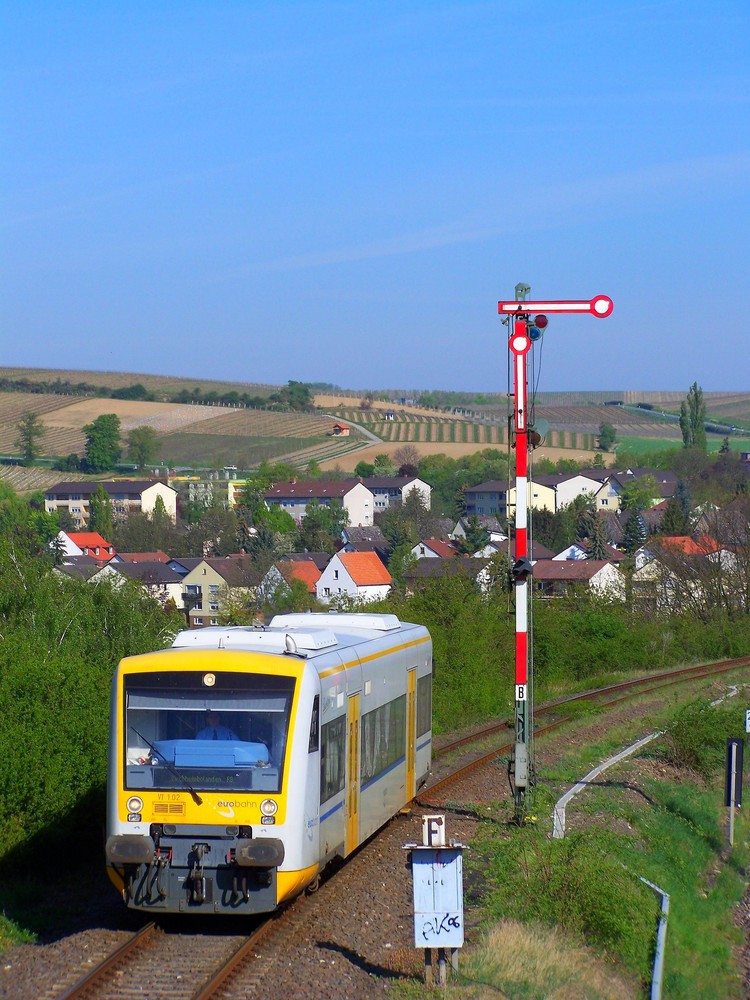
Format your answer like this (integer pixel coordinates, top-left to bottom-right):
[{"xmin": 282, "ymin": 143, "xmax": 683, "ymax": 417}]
[
  {"xmin": 0, "ymin": 366, "xmax": 281, "ymax": 400},
  {"xmin": 1, "ymin": 368, "xmax": 748, "ymax": 423},
  {"xmin": 0, "ymin": 369, "xmax": 747, "ymax": 490}
]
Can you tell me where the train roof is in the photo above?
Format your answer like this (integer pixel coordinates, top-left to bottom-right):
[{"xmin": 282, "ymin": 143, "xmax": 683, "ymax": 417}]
[{"xmin": 170, "ymin": 612, "xmax": 426, "ymax": 659}]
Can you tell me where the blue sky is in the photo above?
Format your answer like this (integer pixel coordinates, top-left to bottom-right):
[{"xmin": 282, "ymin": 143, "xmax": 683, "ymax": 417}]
[{"xmin": 2, "ymin": 1, "xmax": 748, "ymax": 392}]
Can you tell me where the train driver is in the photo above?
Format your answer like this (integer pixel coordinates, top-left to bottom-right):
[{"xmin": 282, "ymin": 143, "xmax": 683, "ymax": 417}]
[{"xmin": 196, "ymin": 711, "xmax": 237, "ymax": 741}]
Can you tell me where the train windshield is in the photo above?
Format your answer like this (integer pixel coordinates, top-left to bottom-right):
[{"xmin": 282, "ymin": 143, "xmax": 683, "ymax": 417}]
[{"xmin": 123, "ymin": 672, "xmax": 295, "ymax": 794}]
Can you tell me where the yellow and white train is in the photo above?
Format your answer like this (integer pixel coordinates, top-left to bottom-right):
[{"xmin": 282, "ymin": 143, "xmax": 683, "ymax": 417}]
[{"xmin": 105, "ymin": 612, "xmax": 432, "ymax": 914}]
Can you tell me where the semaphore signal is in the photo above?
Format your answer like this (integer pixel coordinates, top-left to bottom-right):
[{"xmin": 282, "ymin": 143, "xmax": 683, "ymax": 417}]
[
  {"xmin": 502, "ymin": 284, "xmax": 613, "ymax": 823},
  {"xmin": 498, "ymin": 294, "xmax": 613, "ymax": 318}
]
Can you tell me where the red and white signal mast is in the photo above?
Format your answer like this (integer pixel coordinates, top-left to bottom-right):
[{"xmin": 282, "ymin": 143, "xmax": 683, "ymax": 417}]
[{"xmin": 498, "ymin": 285, "xmax": 613, "ymax": 821}]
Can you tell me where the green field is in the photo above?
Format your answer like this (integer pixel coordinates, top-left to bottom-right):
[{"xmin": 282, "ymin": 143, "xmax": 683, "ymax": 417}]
[
  {"xmin": 155, "ymin": 431, "xmax": 365, "ymax": 469},
  {"xmin": 616, "ymin": 434, "xmax": 750, "ymax": 456}
]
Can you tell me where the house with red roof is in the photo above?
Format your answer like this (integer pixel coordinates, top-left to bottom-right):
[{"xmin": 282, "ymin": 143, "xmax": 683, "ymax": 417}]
[
  {"xmin": 61, "ymin": 531, "xmax": 116, "ymax": 562},
  {"xmin": 410, "ymin": 538, "xmax": 458, "ymax": 560},
  {"xmin": 316, "ymin": 550, "xmax": 391, "ymax": 605},
  {"xmin": 658, "ymin": 535, "xmax": 722, "ymax": 556},
  {"xmin": 631, "ymin": 531, "xmax": 749, "ymax": 614},
  {"xmin": 260, "ymin": 558, "xmax": 323, "ymax": 603},
  {"xmin": 116, "ymin": 550, "xmax": 172, "ymax": 564}
]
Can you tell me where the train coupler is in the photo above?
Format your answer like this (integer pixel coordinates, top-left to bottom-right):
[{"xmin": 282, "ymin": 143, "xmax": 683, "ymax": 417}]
[
  {"xmin": 232, "ymin": 873, "xmax": 251, "ymax": 903},
  {"xmin": 146, "ymin": 854, "xmax": 170, "ymax": 899},
  {"xmin": 187, "ymin": 843, "xmax": 211, "ymax": 904}
]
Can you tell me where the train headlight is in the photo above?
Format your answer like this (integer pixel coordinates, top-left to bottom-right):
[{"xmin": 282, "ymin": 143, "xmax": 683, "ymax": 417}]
[
  {"xmin": 126, "ymin": 796, "xmax": 144, "ymax": 813},
  {"xmin": 260, "ymin": 799, "xmax": 278, "ymax": 816},
  {"xmin": 203, "ymin": 673, "xmax": 216, "ymax": 687}
]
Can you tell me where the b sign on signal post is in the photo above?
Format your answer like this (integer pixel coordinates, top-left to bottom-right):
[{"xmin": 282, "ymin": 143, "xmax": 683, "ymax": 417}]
[{"xmin": 498, "ymin": 289, "xmax": 613, "ymax": 822}]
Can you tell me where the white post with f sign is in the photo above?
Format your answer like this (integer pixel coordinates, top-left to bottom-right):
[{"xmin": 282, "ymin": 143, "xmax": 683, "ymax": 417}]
[{"xmin": 405, "ymin": 815, "xmax": 465, "ymax": 986}]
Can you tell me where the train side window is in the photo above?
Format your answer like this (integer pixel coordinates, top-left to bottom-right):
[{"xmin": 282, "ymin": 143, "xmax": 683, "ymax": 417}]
[
  {"xmin": 320, "ymin": 715, "xmax": 346, "ymax": 803},
  {"xmin": 360, "ymin": 695, "xmax": 406, "ymax": 785},
  {"xmin": 417, "ymin": 674, "xmax": 432, "ymax": 737},
  {"xmin": 308, "ymin": 695, "xmax": 320, "ymax": 753}
]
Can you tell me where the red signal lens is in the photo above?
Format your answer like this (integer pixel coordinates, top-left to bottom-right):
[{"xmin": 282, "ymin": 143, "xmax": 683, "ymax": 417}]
[{"xmin": 534, "ymin": 314, "xmax": 549, "ymax": 329}]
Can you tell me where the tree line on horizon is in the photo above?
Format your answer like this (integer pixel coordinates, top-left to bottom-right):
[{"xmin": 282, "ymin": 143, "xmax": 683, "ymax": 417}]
[{"xmin": 0, "ymin": 375, "xmax": 314, "ymax": 411}]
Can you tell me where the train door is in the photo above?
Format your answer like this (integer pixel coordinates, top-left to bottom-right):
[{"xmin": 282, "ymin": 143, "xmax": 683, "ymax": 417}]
[
  {"xmin": 345, "ymin": 693, "xmax": 360, "ymax": 855},
  {"xmin": 406, "ymin": 667, "xmax": 417, "ymax": 799}
]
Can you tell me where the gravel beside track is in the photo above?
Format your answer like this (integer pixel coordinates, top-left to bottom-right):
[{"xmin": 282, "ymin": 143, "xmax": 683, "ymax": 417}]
[
  {"xmin": 215, "ymin": 808, "xmax": 481, "ymax": 999},
  {"xmin": 0, "ymin": 807, "xmax": 480, "ymax": 1000}
]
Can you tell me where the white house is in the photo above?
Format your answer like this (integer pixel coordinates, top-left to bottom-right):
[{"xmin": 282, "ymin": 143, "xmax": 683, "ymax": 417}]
[
  {"xmin": 264, "ymin": 480, "xmax": 374, "ymax": 527},
  {"xmin": 316, "ymin": 551, "xmax": 391, "ymax": 604},
  {"xmin": 553, "ymin": 541, "xmax": 626, "ymax": 564},
  {"xmin": 360, "ymin": 476, "xmax": 432, "ymax": 513},
  {"xmin": 44, "ymin": 479, "xmax": 178, "ymax": 526},
  {"xmin": 531, "ymin": 560, "xmax": 625, "ymax": 600},
  {"xmin": 410, "ymin": 538, "xmax": 458, "ymax": 560},
  {"xmin": 451, "ymin": 516, "xmax": 508, "ymax": 544},
  {"xmin": 553, "ymin": 472, "xmax": 609, "ymax": 511},
  {"xmin": 54, "ymin": 531, "xmax": 83, "ymax": 558}
]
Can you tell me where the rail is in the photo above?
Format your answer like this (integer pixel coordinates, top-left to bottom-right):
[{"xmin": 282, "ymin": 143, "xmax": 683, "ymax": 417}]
[
  {"xmin": 425, "ymin": 655, "xmax": 750, "ymax": 800},
  {"xmin": 58, "ymin": 922, "xmax": 158, "ymax": 999}
]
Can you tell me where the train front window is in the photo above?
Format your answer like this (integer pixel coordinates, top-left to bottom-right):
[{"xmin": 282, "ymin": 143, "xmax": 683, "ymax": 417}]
[{"xmin": 124, "ymin": 672, "xmax": 295, "ymax": 793}]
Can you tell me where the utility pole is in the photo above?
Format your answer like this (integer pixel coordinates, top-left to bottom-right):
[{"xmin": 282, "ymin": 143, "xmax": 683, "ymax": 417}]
[{"xmin": 498, "ymin": 287, "xmax": 613, "ymax": 822}]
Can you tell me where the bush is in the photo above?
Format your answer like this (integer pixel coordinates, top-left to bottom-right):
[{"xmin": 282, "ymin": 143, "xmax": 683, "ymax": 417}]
[
  {"xmin": 666, "ymin": 698, "xmax": 743, "ymax": 779},
  {"xmin": 0, "ymin": 570, "xmax": 181, "ymax": 860},
  {"xmin": 483, "ymin": 827, "xmax": 655, "ymax": 976},
  {"xmin": 380, "ymin": 578, "xmax": 514, "ymax": 732}
]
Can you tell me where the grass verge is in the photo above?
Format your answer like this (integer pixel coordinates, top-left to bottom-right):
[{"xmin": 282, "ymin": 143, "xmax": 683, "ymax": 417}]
[{"xmin": 393, "ymin": 691, "xmax": 750, "ymax": 998}]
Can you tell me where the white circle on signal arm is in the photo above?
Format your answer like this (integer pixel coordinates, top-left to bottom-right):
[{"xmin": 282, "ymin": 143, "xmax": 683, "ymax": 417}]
[
  {"xmin": 511, "ymin": 334, "xmax": 529, "ymax": 351},
  {"xmin": 593, "ymin": 297, "xmax": 612, "ymax": 315}
]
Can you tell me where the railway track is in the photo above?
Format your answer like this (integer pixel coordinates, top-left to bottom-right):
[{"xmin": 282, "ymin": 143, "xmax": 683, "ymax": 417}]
[
  {"xmin": 58, "ymin": 917, "xmax": 277, "ymax": 1000},
  {"xmin": 424, "ymin": 654, "xmax": 750, "ymax": 798},
  {"xmin": 54, "ymin": 655, "xmax": 750, "ymax": 999}
]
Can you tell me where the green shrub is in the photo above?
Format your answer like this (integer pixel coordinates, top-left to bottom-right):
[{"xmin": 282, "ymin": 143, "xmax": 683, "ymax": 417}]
[
  {"xmin": 666, "ymin": 698, "xmax": 743, "ymax": 779},
  {"xmin": 381, "ymin": 578, "xmax": 514, "ymax": 732},
  {"xmin": 0, "ymin": 570, "xmax": 181, "ymax": 860},
  {"xmin": 482, "ymin": 827, "xmax": 655, "ymax": 976}
]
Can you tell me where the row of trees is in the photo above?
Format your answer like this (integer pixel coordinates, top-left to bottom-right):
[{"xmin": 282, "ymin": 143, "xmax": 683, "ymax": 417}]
[
  {"xmin": 3, "ymin": 377, "xmax": 315, "ymax": 411},
  {"xmin": 14, "ymin": 412, "xmax": 159, "ymax": 472}
]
